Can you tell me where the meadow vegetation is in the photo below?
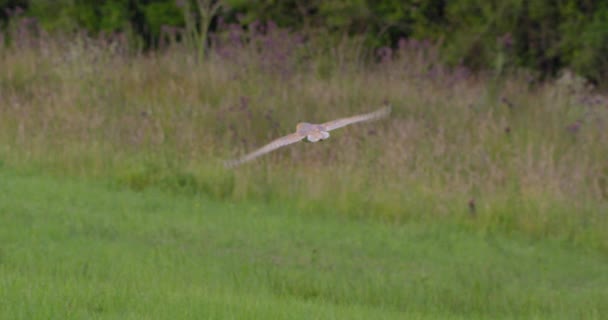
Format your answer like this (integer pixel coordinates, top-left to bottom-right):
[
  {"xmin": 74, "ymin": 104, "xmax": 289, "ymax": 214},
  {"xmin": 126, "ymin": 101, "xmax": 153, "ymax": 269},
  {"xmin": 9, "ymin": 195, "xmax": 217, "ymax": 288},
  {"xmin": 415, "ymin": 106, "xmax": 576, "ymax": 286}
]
[
  {"xmin": 2, "ymin": 168, "xmax": 608, "ymax": 319},
  {"xmin": 0, "ymin": 19, "xmax": 607, "ymax": 250},
  {"xmin": 1, "ymin": 10, "xmax": 608, "ymax": 318}
]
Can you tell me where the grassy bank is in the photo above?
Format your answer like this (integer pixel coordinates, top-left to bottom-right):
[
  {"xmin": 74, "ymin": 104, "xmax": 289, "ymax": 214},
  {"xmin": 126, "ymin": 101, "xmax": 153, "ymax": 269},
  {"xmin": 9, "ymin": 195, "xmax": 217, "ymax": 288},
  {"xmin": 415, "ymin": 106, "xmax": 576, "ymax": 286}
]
[
  {"xmin": 1, "ymin": 169, "xmax": 608, "ymax": 319},
  {"xmin": 0, "ymin": 31, "xmax": 607, "ymax": 249}
]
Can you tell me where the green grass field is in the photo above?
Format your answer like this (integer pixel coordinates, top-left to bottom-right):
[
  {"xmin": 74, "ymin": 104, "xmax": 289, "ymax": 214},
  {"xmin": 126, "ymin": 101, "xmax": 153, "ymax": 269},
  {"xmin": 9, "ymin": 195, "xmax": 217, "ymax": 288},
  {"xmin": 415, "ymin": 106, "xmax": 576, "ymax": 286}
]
[
  {"xmin": 1, "ymin": 28, "xmax": 607, "ymax": 319},
  {"xmin": 1, "ymin": 168, "xmax": 607, "ymax": 319}
]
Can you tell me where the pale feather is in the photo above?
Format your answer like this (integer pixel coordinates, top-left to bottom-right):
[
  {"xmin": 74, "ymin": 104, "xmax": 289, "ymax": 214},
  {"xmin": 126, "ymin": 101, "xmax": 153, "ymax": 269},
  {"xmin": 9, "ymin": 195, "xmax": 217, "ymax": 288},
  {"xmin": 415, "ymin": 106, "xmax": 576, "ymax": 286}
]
[
  {"xmin": 321, "ymin": 106, "xmax": 391, "ymax": 131},
  {"xmin": 224, "ymin": 133, "xmax": 305, "ymax": 168}
]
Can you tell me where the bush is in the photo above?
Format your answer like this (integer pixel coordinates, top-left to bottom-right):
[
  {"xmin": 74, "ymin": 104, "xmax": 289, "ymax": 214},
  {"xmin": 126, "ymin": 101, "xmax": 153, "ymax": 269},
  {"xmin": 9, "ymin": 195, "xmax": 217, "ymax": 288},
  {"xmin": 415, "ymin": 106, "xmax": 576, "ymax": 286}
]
[{"xmin": 1, "ymin": 0, "xmax": 607, "ymax": 84}]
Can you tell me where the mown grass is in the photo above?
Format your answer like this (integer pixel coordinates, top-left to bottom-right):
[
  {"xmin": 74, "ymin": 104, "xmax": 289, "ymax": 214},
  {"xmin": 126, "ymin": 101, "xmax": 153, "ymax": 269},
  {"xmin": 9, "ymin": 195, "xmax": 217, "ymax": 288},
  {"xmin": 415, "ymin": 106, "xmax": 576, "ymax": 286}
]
[
  {"xmin": 1, "ymin": 169, "xmax": 608, "ymax": 319},
  {"xmin": 0, "ymin": 24, "xmax": 607, "ymax": 250}
]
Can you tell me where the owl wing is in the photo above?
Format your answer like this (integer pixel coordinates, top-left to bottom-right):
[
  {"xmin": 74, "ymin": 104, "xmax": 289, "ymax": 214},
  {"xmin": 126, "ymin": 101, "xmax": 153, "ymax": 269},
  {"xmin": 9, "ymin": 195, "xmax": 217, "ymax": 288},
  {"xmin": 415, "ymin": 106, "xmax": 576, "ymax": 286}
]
[
  {"xmin": 321, "ymin": 105, "xmax": 391, "ymax": 132},
  {"xmin": 224, "ymin": 133, "xmax": 305, "ymax": 168}
]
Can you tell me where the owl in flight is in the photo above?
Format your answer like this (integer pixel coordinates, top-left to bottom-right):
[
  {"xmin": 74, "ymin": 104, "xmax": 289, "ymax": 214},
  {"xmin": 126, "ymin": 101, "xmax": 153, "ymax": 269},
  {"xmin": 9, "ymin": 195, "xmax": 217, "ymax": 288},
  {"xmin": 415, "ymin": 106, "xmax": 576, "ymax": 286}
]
[{"xmin": 224, "ymin": 105, "xmax": 391, "ymax": 168}]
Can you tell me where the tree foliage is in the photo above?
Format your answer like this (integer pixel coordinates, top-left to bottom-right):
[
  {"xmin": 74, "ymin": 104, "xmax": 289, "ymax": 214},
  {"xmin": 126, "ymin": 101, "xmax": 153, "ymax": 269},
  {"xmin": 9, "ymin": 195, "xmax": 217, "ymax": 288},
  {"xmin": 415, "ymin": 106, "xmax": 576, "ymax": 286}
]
[{"xmin": 1, "ymin": 0, "xmax": 607, "ymax": 83}]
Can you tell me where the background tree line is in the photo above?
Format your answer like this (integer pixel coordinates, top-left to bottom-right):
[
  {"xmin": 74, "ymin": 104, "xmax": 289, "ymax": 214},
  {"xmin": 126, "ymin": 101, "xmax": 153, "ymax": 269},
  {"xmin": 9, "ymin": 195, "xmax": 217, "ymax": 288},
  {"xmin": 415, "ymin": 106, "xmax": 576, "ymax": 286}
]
[{"xmin": 1, "ymin": 0, "xmax": 607, "ymax": 85}]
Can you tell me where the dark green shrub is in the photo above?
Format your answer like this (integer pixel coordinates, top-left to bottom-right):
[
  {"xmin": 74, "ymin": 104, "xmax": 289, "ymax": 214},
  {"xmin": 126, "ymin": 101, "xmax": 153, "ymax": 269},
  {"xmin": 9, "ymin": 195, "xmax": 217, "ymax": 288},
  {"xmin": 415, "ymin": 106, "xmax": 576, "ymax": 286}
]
[{"xmin": 2, "ymin": 0, "xmax": 607, "ymax": 83}]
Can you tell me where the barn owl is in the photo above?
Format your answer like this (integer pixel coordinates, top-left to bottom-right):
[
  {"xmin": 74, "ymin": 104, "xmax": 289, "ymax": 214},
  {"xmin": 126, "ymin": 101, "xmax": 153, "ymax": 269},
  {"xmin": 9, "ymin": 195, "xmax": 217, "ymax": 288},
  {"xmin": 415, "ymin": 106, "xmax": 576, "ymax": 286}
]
[{"xmin": 224, "ymin": 105, "xmax": 391, "ymax": 168}]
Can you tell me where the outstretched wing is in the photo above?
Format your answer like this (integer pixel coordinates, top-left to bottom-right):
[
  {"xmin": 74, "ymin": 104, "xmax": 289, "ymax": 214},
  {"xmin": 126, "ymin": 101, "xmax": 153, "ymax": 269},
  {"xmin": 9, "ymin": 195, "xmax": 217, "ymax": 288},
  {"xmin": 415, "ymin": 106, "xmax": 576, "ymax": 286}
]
[
  {"xmin": 321, "ymin": 105, "xmax": 391, "ymax": 132},
  {"xmin": 224, "ymin": 133, "xmax": 305, "ymax": 168}
]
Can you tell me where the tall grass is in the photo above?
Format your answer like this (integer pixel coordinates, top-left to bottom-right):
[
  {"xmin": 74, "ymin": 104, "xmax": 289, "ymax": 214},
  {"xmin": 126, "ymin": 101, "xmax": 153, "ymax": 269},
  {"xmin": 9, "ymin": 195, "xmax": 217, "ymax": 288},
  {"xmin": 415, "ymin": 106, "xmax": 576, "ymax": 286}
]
[{"xmin": 1, "ymin": 19, "xmax": 607, "ymax": 249}]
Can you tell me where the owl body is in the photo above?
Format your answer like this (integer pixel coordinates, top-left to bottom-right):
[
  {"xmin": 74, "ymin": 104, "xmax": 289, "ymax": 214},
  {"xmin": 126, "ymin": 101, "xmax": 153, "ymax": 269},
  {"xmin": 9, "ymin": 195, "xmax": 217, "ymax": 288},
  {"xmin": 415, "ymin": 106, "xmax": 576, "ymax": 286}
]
[{"xmin": 296, "ymin": 122, "xmax": 330, "ymax": 142}]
